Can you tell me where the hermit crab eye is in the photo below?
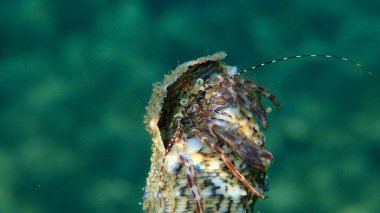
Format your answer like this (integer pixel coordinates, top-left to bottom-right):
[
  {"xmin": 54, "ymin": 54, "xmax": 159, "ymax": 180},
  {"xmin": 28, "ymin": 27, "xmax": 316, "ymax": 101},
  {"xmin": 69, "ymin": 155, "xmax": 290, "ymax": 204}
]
[
  {"xmin": 196, "ymin": 78, "xmax": 204, "ymax": 86},
  {"xmin": 180, "ymin": 99, "xmax": 189, "ymax": 107}
]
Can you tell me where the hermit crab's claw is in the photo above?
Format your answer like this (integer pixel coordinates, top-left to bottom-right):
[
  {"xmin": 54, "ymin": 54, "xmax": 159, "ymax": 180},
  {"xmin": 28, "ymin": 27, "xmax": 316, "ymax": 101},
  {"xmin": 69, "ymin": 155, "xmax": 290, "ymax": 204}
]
[
  {"xmin": 211, "ymin": 124, "xmax": 273, "ymax": 170},
  {"xmin": 235, "ymin": 140, "xmax": 273, "ymax": 170}
]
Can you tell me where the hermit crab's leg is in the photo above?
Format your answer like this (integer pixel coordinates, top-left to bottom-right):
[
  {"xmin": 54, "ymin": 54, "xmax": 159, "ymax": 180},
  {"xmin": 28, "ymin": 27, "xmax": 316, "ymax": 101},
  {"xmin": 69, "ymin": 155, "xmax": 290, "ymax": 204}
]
[
  {"xmin": 246, "ymin": 82, "xmax": 280, "ymax": 112},
  {"xmin": 224, "ymin": 82, "xmax": 267, "ymax": 128},
  {"xmin": 211, "ymin": 124, "xmax": 273, "ymax": 170},
  {"xmin": 208, "ymin": 89, "xmax": 234, "ymax": 107},
  {"xmin": 157, "ymin": 127, "xmax": 181, "ymax": 206},
  {"xmin": 219, "ymin": 155, "xmax": 265, "ymax": 198},
  {"xmin": 175, "ymin": 135, "xmax": 203, "ymax": 213},
  {"xmin": 201, "ymin": 116, "xmax": 231, "ymax": 125},
  {"xmin": 208, "ymin": 108, "xmax": 233, "ymax": 118},
  {"xmin": 205, "ymin": 90, "xmax": 219, "ymax": 105},
  {"xmin": 235, "ymin": 86, "xmax": 268, "ymax": 129},
  {"xmin": 192, "ymin": 129, "xmax": 265, "ymax": 199}
]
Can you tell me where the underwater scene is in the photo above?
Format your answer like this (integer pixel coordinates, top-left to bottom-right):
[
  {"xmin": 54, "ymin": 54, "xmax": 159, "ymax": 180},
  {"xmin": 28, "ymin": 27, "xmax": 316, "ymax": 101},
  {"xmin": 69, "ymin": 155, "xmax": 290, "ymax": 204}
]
[{"xmin": 0, "ymin": 0, "xmax": 379, "ymax": 212}]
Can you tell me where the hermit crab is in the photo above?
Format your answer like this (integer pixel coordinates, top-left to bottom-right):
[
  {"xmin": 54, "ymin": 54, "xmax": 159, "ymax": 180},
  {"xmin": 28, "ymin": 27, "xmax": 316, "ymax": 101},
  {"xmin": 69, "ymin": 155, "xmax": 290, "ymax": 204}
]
[{"xmin": 142, "ymin": 52, "xmax": 364, "ymax": 213}]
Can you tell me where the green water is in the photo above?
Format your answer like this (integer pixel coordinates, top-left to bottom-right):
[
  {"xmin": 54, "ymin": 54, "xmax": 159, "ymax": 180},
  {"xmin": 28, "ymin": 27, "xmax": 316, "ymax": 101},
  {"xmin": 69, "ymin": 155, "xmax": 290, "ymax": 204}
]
[{"xmin": 0, "ymin": 0, "xmax": 379, "ymax": 212}]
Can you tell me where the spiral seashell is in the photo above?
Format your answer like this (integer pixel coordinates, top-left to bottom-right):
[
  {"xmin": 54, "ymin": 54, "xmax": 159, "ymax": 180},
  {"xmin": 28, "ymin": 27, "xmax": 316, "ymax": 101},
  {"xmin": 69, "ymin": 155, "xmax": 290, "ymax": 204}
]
[{"xmin": 143, "ymin": 52, "xmax": 275, "ymax": 213}]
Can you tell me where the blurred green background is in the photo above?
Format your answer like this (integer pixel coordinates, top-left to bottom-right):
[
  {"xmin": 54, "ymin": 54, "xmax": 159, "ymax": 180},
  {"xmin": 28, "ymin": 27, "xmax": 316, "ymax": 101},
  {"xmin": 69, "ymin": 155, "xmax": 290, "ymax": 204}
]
[{"xmin": 0, "ymin": 0, "xmax": 379, "ymax": 212}]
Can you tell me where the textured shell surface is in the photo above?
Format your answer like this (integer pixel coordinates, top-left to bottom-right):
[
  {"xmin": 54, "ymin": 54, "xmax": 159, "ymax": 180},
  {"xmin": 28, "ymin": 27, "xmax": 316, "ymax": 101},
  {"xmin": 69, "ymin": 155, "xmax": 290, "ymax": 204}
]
[{"xmin": 143, "ymin": 52, "xmax": 274, "ymax": 213}]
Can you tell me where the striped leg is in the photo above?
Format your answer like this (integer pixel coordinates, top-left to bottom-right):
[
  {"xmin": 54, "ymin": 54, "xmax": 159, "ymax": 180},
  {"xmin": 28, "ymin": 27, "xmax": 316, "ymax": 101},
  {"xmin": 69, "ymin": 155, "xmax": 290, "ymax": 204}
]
[
  {"xmin": 246, "ymin": 82, "xmax": 280, "ymax": 112},
  {"xmin": 192, "ymin": 128, "xmax": 265, "ymax": 199},
  {"xmin": 234, "ymin": 83, "xmax": 268, "ymax": 129},
  {"xmin": 157, "ymin": 127, "xmax": 181, "ymax": 207},
  {"xmin": 176, "ymin": 136, "xmax": 203, "ymax": 213},
  {"xmin": 201, "ymin": 116, "xmax": 231, "ymax": 125},
  {"xmin": 208, "ymin": 107, "xmax": 232, "ymax": 118}
]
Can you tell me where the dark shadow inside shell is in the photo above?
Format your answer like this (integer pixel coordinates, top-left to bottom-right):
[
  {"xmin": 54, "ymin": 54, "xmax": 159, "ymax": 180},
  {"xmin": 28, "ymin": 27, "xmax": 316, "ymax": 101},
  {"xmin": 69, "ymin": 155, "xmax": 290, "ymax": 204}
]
[{"xmin": 157, "ymin": 61, "xmax": 225, "ymax": 148}]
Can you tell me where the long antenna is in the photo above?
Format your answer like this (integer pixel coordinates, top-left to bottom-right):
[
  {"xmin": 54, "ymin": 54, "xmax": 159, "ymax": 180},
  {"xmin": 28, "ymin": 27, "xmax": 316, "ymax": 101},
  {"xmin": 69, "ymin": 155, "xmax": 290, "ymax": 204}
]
[
  {"xmin": 235, "ymin": 54, "xmax": 370, "ymax": 77},
  {"xmin": 206, "ymin": 54, "xmax": 370, "ymax": 90}
]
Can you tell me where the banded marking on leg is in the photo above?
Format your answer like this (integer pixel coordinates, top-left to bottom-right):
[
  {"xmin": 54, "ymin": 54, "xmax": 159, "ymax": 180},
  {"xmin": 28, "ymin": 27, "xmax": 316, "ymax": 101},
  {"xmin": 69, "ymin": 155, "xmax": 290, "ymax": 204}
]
[
  {"xmin": 201, "ymin": 116, "xmax": 231, "ymax": 125},
  {"xmin": 246, "ymin": 83, "xmax": 280, "ymax": 112},
  {"xmin": 176, "ymin": 137, "xmax": 203, "ymax": 213},
  {"xmin": 209, "ymin": 108, "xmax": 233, "ymax": 118},
  {"xmin": 192, "ymin": 129, "xmax": 265, "ymax": 199},
  {"xmin": 157, "ymin": 127, "xmax": 181, "ymax": 207}
]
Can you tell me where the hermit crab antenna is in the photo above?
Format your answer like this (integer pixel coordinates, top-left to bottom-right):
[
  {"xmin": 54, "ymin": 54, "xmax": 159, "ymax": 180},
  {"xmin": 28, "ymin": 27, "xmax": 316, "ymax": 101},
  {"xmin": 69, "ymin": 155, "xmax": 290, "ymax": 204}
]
[
  {"xmin": 205, "ymin": 54, "xmax": 369, "ymax": 91},
  {"xmin": 233, "ymin": 54, "xmax": 370, "ymax": 78}
]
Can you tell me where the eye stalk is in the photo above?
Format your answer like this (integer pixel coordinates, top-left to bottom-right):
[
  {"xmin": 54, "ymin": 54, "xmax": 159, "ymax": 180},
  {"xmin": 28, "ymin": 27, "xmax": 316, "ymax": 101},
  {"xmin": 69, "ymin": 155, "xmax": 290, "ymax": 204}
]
[
  {"xmin": 196, "ymin": 78, "xmax": 204, "ymax": 86},
  {"xmin": 180, "ymin": 99, "xmax": 189, "ymax": 107}
]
